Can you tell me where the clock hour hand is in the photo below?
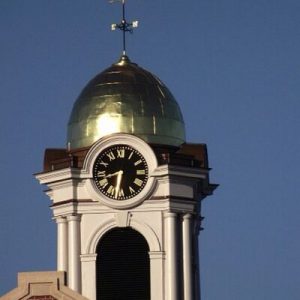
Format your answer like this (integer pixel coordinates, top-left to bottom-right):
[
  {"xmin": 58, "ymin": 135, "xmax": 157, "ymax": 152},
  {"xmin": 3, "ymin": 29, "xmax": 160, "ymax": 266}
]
[{"xmin": 106, "ymin": 171, "xmax": 121, "ymax": 178}]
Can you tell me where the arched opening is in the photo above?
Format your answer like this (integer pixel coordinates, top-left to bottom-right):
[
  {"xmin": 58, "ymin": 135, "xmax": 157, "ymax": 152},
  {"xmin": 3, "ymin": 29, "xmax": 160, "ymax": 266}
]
[{"xmin": 96, "ymin": 227, "xmax": 150, "ymax": 300}]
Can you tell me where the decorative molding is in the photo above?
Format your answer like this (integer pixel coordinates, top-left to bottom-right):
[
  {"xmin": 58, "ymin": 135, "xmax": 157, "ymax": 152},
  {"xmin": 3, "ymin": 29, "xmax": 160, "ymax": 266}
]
[
  {"xmin": 51, "ymin": 199, "xmax": 94, "ymax": 207},
  {"xmin": 115, "ymin": 211, "xmax": 131, "ymax": 227},
  {"xmin": 150, "ymin": 195, "xmax": 195, "ymax": 202},
  {"xmin": 152, "ymin": 164, "xmax": 208, "ymax": 179},
  {"xmin": 35, "ymin": 168, "xmax": 84, "ymax": 185},
  {"xmin": 86, "ymin": 217, "xmax": 161, "ymax": 254},
  {"xmin": 80, "ymin": 254, "xmax": 97, "ymax": 262},
  {"xmin": 55, "ymin": 216, "xmax": 67, "ymax": 224},
  {"xmin": 67, "ymin": 214, "xmax": 81, "ymax": 222},
  {"xmin": 148, "ymin": 251, "xmax": 165, "ymax": 260}
]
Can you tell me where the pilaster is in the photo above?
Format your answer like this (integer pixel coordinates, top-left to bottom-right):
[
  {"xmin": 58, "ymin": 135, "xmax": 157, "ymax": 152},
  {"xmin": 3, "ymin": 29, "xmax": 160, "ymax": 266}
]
[
  {"xmin": 149, "ymin": 251, "xmax": 165, "ymax": 300},
  {"xmin": 67, "ymin": 214, "xmax": 81, "ymax": 293},
  {"xmin": 56, "ymin": 217, "xmax": 68, "ymax": 272},
  {"xmin": 164, "ymin": 212, "xmax": 178, "ymax": 300},
  {"xmin": 81, "ymin": 254, "xmax": 97, "ymax": 300},
  {"xmin": 182, "ymin": 213, "xmax": 193, "ymax": 300}
]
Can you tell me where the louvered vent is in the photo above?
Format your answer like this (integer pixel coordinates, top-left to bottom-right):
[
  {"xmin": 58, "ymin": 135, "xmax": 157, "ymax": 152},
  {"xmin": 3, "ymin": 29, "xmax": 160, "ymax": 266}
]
[{"xmin": 96, "ymin": 228, "xmax": 150, "ymax": 300}]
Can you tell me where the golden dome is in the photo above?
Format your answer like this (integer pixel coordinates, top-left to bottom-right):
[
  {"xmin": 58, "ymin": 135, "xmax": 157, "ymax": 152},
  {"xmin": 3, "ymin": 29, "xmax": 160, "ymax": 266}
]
[{"xmin": 67, "ymin": 55, "xmax": 186, "ymax": 149}]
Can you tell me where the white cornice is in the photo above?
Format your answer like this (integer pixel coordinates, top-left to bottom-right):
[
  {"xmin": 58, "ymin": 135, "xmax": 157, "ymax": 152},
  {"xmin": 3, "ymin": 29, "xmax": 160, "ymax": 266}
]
[
  {"xmin": 152, "ymin": 164, "xmax": 208, "ymax": 179},
  {"xmin": 35, "ymin": 168, "xmax": 88, "ymax": 185}
]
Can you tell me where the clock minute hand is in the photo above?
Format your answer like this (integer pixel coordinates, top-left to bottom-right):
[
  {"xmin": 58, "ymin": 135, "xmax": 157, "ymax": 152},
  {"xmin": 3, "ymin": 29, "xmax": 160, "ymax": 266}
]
[{"xmin": 115, "ymin": 170, "xmax": 123, "ymax": 198}]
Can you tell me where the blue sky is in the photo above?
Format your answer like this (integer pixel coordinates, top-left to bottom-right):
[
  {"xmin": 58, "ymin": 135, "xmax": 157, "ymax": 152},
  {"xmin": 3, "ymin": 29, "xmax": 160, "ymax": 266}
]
[{"xmin": 1, "ymin": 1, "xmax": 300, "ymax": 299}]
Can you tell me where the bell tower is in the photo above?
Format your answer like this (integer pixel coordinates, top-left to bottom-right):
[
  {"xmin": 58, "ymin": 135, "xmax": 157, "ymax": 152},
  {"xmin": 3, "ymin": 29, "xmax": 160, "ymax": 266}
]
[{"xmin": 35, "ymin": 3, "xmax": 217, "ymax": 300}]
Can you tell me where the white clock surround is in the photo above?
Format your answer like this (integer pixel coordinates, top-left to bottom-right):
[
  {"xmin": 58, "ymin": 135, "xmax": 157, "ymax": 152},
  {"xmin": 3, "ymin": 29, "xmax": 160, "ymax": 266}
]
[
  {"xmin": 36, "ymin": 133, "xmax": 211, "ymax": 300},
  {"xmin": 84, "ymin": 133, "xmax": 158, "ymax": 209}
]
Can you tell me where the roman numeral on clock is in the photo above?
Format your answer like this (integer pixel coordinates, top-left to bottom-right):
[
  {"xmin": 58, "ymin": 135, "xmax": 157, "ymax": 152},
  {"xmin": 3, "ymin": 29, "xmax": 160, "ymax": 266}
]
[
  {"xmin": 118, "ymin": 189, "xmax": 125, "ymax": 198},
  {"xmin": 136, "ymin": 169, "xmax": 146, "ymax": 175},
  {"xmin": 99, "ymin": 178, "xmax": 108, "ymax": 188},
  {"xmin": 134, "ymin": 159, "xmax": 142, "ymax": 166},
  {"xmin": 97, "ymin": 171, "xmax": 106, "ymax": 177},
  {"xmin": 128, "ymin": 151, "xmax": 134, "ymax": 160},
  {"xmin": 106, "ymin": 151, "xmax": 115, "ymax": 161},
  {"xmin": 107, "ymin": 185, "xmax": 115, "ymax": 195},
  {"xmin": 129, "ymin": 186, "xmax": 135, "ymax": 194},
  {"xmin": 117, "ymin": 149, "xmax": 125, "ymax": 158},
  {"xmin": 99, "ymin": 160, "xmax": 108, "ymax": 168},
  {"xmin": 134, "ymin": 178, "xmax": 143, "ymax": 187}
]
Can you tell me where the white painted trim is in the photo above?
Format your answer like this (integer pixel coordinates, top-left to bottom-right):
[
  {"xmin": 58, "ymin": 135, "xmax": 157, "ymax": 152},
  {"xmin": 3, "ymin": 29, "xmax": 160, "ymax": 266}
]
[
  {"xmin": 153, "ymin": 164, "xmax": 208, "ymax": 179},
  {"xmin": 86, "ymin": 217, "xmax": 161, "ymax": 254}
]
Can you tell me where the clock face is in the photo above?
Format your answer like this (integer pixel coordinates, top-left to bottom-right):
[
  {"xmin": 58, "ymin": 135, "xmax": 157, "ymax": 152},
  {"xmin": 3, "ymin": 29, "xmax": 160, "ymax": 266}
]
[{"xmin": 93, "ymin": 145, "xmax": 149, "ymax": 200}]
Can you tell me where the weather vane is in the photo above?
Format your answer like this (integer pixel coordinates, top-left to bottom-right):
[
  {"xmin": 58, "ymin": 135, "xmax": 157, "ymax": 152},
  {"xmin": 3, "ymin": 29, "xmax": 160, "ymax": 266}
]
[{"xmin": 109, "ymin": 0, "xmax": 139, "ymax": 56}]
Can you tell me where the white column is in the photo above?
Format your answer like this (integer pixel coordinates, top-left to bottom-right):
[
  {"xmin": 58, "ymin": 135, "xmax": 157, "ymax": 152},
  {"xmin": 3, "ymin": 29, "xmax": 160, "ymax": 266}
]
[
  {"xmin": 183, "ymin": 213, "xmax": 193, "ymax": 300},
  {"xmin": 194, "ymin": 217, "xmax": 202, "ymax": 300},
  {"xmin": 149, "ymin": 251, "xmax": 164, "ymax": 300},
  {"xmin": 67, "ymin": 214, "xmax": 81, "ymax": 292},
  {"xmin": 56, "ymin": 217, "xmax": 68, "ymax": 272},
  {"xmin": 164, "ymin": 212, "xmax": 178, "ymax": 300},
  {"xmin": 81, "ymin": 254, "xmax": 97, "ymax": 300}
]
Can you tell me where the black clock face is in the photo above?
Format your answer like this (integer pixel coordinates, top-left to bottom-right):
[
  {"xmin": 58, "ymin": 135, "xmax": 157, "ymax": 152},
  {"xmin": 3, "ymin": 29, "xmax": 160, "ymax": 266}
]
[{"xmin": 93, "ymin": 145, "xmax": 149, "ymax": 200}]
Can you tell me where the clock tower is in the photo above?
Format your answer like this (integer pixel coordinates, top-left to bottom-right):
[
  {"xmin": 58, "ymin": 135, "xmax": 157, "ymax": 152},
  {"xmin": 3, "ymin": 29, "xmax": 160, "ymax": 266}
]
[
  {"xmin": 35, "ymin": 54, "xmax": 217, "ymax": 300},
  {"xmin": 35, "ymin": 3, "xmax": 217, "ymax": 300}
]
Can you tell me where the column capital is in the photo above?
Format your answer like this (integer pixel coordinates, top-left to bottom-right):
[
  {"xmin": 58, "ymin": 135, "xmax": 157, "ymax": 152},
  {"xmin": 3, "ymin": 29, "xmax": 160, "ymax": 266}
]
[
  {"xmin": 55, "ymin": 216, "xmax": 68, "ymax": 224},
  {"xmin": 67, "ymin": 214, "xmax": 81, "ymax": 222},
  {"xmin": 148, "ymin": 251, "xmax": 165, "ymax": 260},
  {"xmin": 80, "ymin": 253, "xmax": 97, "ymax": 262},
  {"xmin": 163, "ymin": 212, "xmax": 177, "ymax": 219},
  {"xmin": 182, "ymin": 213, "xmax": 193, "ymax": 220}
]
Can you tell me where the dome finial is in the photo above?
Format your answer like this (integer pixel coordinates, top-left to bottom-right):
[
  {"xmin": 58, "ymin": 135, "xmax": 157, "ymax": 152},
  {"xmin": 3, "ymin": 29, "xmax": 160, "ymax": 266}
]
[
  {"xmin": 110, "ymin": 0, "xmax": 139, "ymax": 56},
  {"xmin": 116, "ymin": 54, "xmax": 131, "ymax": 65}
]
